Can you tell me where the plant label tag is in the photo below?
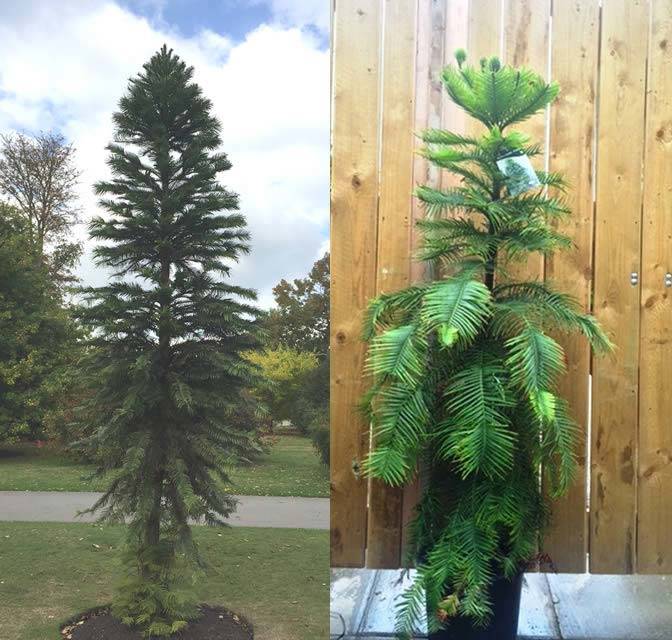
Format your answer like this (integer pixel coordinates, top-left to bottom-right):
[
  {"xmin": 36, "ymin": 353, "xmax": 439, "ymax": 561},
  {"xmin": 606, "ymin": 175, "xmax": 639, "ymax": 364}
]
[{"xmin": 496, "ymin": 153, "xmax": 541, "ymax": 196}]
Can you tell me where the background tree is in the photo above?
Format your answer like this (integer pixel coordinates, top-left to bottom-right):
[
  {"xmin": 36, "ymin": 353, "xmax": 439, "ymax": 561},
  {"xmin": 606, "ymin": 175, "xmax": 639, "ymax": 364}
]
[
  {"xmin": 265, "ymin": 252, "xmax": 329, "ymax": 355},
  {"xmin": 75, "ymin": 46, "xmax": 260, "ymax": 636},
  {"xmin": 263, "ymin": 253, "xmax": 329, "ymax": 463},
  {"xmin": 0, "ymin": 203, "xmax": 81, "ymax": 442},
  {"xmin": 0, "ymin": 131, "xmax": 82, "ymax": 286},
  {"xmin": 362, "ymin": 53, "xmax": 611, "ymax": 636},
  {"xmin": 244, "ymin": 346, "xmax": 318, "ymax": 431}
]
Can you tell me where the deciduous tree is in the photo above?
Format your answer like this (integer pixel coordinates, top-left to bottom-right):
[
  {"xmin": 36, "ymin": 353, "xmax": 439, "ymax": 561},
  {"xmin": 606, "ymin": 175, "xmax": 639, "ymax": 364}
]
[
  {"xmin": 265, "ymin": 252, "xmax": 329, "ymax": 356},
  {"xmin": 0, "ymin": 131, "xmax": 82, "ymax": 285},
  {"xmin": 0, "ymin": 203, "xmax": 80, "ymax": 442}
]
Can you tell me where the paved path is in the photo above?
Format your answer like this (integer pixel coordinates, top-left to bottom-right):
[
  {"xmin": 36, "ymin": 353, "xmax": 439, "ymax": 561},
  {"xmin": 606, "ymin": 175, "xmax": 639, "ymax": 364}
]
[{"xmin": 0, "ymin": 491, "xmax": 328, "ymax": 530}]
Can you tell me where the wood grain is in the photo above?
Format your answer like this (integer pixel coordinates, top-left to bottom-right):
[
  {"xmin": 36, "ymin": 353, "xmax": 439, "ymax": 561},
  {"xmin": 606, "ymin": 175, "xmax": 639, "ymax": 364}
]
[
  {"xmin": 411, "ymin": 0, "xmax": 446, "ymax": 286},
  {"xmin": 542, "ymin": 0, "xmax": 599, "ymax": 573},
  {"xmin": 330, "ymin": 0, "xmax": 382, "ymax": 568},
  {"xmin": 502, "ymin": 0, "xmax": 551, "ymax": 283},
  {"xmin": 467, "ymin": 0, "xmax": 503, "ymax": 62},
  {"xmin": 401, "ymin": 0, "xmax": 449, "ymax": 565},
  {"xmin": 590, "ymin": 0, "xmax": 649, "ymax": 574},
  {"xmin": 441, "ymin": 0, "xmax": 469, "ymax": 192},
  {"xmin": 365, "ymin": 0, "xmax": 418, "ymax": 569},
  {"xmin": 637, "ymin": 0, "xmax": 672, "ymax": 574}
]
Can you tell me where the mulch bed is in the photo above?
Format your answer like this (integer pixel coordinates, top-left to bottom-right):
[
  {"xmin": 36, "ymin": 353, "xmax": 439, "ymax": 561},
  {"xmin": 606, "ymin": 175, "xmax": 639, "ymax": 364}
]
[{"xmin": 61, "ymin": 605, "xmax": 253, "ymax": 639}]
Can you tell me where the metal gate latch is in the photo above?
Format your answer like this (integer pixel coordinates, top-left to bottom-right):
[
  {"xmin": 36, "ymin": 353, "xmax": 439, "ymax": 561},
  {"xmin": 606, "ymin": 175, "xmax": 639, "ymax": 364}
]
[
  {"xmin": 665, "ymin": 273, "xmax": 672, "ymax": 288},
  {"xmin": 630, "ymin": 272, "xmax": 639, "ymax": 286}
]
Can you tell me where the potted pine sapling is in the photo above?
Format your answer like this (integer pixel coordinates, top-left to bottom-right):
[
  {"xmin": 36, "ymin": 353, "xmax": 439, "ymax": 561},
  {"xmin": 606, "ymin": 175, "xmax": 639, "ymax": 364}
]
[{"xmin": 362, "ymin": 51, "xmax": 612, "ymax": 640}]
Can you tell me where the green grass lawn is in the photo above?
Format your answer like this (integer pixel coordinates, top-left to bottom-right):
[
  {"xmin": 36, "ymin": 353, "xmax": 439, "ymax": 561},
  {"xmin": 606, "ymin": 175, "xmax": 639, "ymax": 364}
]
[
  {"xmin": 0, "ymin": 522, "xmax": 328, "ymax": 640},
  {"xmin": 0, "ymin": 435, "xmax": 328, "ymax": 497}
]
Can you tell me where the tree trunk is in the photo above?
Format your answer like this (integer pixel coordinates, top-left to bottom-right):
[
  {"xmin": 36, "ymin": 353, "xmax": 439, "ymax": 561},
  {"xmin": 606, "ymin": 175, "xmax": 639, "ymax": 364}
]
[
  {"xmin": 145, "ymin": 474, "xmax": 163, "ymax": 548},
  {"xmin": 485, "ymin": 185, "xmax": 502, "ymax": 291}
]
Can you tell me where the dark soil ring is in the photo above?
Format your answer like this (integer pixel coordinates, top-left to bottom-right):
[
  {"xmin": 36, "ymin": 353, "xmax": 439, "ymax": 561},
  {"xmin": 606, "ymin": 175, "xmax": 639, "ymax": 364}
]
[{"xmin": 61, "ymin": 605, "xmax": 253, "ymax": 639}]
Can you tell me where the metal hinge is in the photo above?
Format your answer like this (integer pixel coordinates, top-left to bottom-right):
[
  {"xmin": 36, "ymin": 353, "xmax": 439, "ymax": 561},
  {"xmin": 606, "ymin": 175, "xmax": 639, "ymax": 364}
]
[
  {"xmin": 630, "ymin": 272, "xmax": 639, "ymax": 286},
  {"xmin": 665, "ymin": 273, "xmax": 672, "ymax": 288}
]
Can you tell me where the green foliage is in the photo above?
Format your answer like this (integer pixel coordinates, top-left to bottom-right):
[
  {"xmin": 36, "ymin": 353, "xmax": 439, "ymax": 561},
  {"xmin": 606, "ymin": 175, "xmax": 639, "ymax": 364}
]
[
  {"xmin": 287, "ymin": 355, "xmax": 329, "ymax": 447},
  {"xmin": 309, "ymin": 409, "xmax": 329, "ymax": 466},
  {"xmin": 362, "ymin": 53, "xmax": 612, "ymax": 637},
  {"xmin": 244, "ymin": 347, "xmax": 319, "ymax": 431},
  {"xmin": 73, "ymin": 46, "xmax": 261, "ymax": 634},
  {"xmin": 263, "ymin": 255, "xmax": 330, "ymax": 451},
  {"xmin": 264, "ymin": 253, "xmax": 329, "ymax": 356},
  {"xmin": 113, "ymin": 541, "xmax": 198, "ymax": 637},
  {"xmin": 0, "ymin": 203, "xmax": 82, "ymax": 442}
]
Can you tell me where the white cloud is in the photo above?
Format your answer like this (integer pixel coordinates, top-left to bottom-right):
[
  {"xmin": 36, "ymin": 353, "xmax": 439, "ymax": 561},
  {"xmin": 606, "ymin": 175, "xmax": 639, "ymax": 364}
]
[{"xmin": 0, "ymin": 0, "xmax": 329, "ymax": 308}]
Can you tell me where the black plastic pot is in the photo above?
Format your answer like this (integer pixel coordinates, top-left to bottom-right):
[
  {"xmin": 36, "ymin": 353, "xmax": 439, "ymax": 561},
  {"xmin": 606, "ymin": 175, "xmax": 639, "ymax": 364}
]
[{"xmin": 428, "ymin": 572, "xmax": 524, "ymax": 640}]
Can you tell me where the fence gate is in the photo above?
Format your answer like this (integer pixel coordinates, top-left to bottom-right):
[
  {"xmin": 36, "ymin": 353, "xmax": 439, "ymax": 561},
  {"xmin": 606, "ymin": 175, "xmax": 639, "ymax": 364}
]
[{"xmin": 330, "ymin": 0, "xmax": 672, "ymax": 573}]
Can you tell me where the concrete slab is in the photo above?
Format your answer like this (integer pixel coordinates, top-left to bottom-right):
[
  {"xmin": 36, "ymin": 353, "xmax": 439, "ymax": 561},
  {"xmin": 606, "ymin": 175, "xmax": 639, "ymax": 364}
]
[
  {"xmin": 330, "ymin": 568, "xmax": 557, "ymax": 638},
  {"xmin": 357, "ymin": 570, "xmax": 426, "ymax": 636},
  {"xmin": 547, "ymin": 573, "xmax": 672, "ymax": 640},
  {"xmin": 331, "ymin": 569, "xmax": 378, "ymax": 638},
  {"xmin": 331, "ymin": 569, "xmax": 672, "ymax": 639},
  {"xmin": 518, "ymin": 574, "xmax": 560, "ymax": 639}
]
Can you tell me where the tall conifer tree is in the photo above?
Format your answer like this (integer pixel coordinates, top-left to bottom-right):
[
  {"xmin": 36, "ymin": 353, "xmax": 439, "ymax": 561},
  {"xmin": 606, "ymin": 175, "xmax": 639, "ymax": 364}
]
[{"xmin": 77, "ymin": 46, "xmax": 259, "ymax": 636}]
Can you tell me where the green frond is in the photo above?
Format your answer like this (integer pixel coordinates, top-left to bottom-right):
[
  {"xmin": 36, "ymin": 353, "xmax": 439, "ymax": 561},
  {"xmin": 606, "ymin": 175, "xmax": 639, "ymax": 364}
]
[
  {"xmin": 366, "ymin": 324, "xmax": 427, "ymax": 386},
  {"xmin": 415, "ymin": 185, "xmax": 494, "ymax": 222},
  {"xmin": 501, "ymin": 225, "xmax": 573, "ymax": 258},
  {"xmin": 574, "ymin": 314, "xmax": 614, "ymax": 354},
  {"xmin": 505, "ymin": 325, "xmax": 566, "ymax": 396},
  {"xmin": 403, "ymin": 487, "xmax": 444, "ymax": 565},
  {"xmin": 441, "ymin": 58, "xmax": 559, "ymax": 130},
  {"xmin": 420, "ymin": 276, "xmax": 492, "ymax": 346},
  {"xmin": 437, "ymin": 351, "xmax": 516, "ymax": 478},
  {"xmin": 394, "ymin": 573, "xmax": 431, "ymax": 639},
  {"xmin": 363, "ymin": 285, "xmax": 427, "ymax": 340},
  {"xmin": 541, "ymin": 397, "xmax": 579, "ymax": 496},
  {"xmin": 374, "ymin": 382, "xmax": 431, "ymax": 451},
  {"xmin": 492, "ymin": 282, "xmax": 614, "ymax": 353},
  {"xmin": 362, "ymin": 442, "xmax": 413, "ymax": 487},
  {"xmin": 418, "ymin": 129, "xmax": 479, "ymax": 146},
  {"xmin": 417, "ymin": 217, "xmax": 493, "ymax": 262},
  {"xmin": 537, "ymin": 170, "xmax": 568, "ymax": 190}
]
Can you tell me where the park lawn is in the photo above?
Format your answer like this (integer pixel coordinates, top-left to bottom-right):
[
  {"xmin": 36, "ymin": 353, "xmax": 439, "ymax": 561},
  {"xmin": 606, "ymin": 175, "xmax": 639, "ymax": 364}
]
[
  {"xmin": 0, "ymin": 435, "xmax": 328, "ymax": 497},
  {"xmin": 0, "ymin": 522, "xmax": 328, "ymax": 640}
]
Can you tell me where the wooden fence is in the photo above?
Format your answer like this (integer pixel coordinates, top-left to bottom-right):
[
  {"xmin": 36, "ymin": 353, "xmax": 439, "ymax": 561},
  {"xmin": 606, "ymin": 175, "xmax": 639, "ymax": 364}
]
[{"xmin": 330, "ymin": 0, "xmax": 672, "ymax": 574}]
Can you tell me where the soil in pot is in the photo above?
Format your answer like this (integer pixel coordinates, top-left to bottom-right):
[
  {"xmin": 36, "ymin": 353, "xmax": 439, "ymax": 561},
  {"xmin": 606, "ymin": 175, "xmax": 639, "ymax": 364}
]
[
  {"xmin": 428, "ymin": 572, "xmax": 524, "ymax": 640},
  {"xmin": 61, "ymin": 605, "xmax": 253, "ymax": 640}
]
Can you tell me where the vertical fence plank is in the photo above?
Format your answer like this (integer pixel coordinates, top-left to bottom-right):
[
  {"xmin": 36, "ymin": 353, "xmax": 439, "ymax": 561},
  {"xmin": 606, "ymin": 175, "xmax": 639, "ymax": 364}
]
[
  {"xmin": 366, "ymin": 0, "xmax": 418, "ymax": 568},
  {"xmin": 466, "ymin": 0, "xmax": 503, "ymax": 141},
  {"xmin": 542, "ymin": 0, "xmax": 600, "ymax": 573},
  {"xmin": 467, "ymin": 0, "xmax": 503, "ymax": 62},
  {"xmin": 411, "ymin": 1, "xmax": 446, "ymax": 283},
  {"xmin": 638, "ymin": 0, "xmax": 672, "ymax": 574},
  {"xmin": 330, "ymin": 0, "xmax": 382, "ymax": 567},
  {"xmin": 502, "ymin": 0, "xmax": 551, "ymax": 283},
  {"xmin": 441, "ymin": 0, "xmax": 469, "ymax": 191},
  {"xmin": 402, "ymin": 0, "xmax": 448, "ymax": 564},
  {"xmin": 590, "ymin": 0, "xmax": 649, "ymax": 574}
]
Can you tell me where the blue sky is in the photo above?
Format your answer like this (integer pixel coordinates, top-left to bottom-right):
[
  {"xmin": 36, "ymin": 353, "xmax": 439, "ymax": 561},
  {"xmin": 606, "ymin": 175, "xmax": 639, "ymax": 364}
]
[
  {"xmin": 120, "ymin": 0, "xmax": 274, "ymax": 40},
  {"xmin": 119, "ymin": 0, "xmax": 330, "ymax": 49},
  {"xmin": 0, "ymin": 0, "xmax": 330, "ymax": 307}
]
